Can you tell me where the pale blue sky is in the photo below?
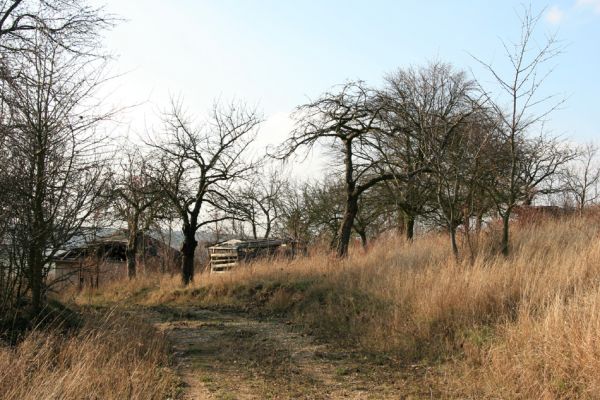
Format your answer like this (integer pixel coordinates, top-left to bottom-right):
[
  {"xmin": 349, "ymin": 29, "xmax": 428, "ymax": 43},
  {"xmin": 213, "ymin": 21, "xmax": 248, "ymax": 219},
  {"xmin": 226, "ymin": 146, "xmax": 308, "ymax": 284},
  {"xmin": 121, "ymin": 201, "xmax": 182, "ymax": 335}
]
[{"xmin": 93, "ymin": 0, "xmax": 600, "ymax": 175}]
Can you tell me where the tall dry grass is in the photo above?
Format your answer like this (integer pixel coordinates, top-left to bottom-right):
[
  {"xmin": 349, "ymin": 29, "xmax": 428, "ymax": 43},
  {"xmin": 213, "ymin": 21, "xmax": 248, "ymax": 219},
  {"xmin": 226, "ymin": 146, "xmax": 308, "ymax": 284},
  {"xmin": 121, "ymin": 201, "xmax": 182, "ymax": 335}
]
[
  {"xmin": 473, "ymin": 289, "xmax": 600, "ymax": 399},
  {"xmin": 0, "ymin": 311, "xmax": 179, "ymax": 400},
  {"xmin": 69, "ymin": 216, "xmax": 600, "ymax": 397}
]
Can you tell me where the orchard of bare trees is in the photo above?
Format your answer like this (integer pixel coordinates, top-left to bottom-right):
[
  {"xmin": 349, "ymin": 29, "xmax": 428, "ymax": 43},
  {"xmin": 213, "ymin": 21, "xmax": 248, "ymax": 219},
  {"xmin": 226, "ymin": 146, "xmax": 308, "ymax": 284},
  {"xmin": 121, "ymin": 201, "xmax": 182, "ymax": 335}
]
[
  {"xmin": 0, "ymin": 2, "xmax": 596, "ymax": 336},
  {"xmin": 0, "ymin": 0, "xmax": 116, "ymax": 324}
]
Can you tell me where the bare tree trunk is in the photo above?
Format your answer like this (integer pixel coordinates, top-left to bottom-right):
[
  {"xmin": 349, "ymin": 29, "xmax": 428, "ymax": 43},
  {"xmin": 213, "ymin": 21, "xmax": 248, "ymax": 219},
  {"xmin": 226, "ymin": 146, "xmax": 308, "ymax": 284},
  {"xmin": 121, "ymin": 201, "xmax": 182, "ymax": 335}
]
[
  {"xmin": 29, "ymin": 247, "xmax": 43, "ymax": 314},
  {"xmin": 251, "ymin": 220, "xmax": 258, "ymax": 240},
  {"xmin": 450, "ymin": 225, "xmax": 459, "ymax": 258},
  {"xmin": 501, "ymin": 213, "xmax": 510, "ymax": 256},
  {"xmin": 263, "ymin": 216, "xmax": 272, "ymax": 239},
  {"xmin": 126, "ymin": 226, "xmax": 140, "ymax": 279},
  {"xmin": 95, "ymin": 261, "xmax": 99, "ymax": 289},
  {"xmin": 405, "ymin": 214, "xmax": 415, "ymax": 241},
  {"xmin": 125, "ymin": 247, "xmax": 135, "ymax": 278},
  {"xmin": 336, "ymin": 195, "xmax": 358, "ymax": 257},
  {"xmin": 336, "ymin": 140, "xmax": 358, "ymax": 258},
  {"xmin": 181, "ymin": 225, "xmax": 197, "ymax": 285},
  {"xmin": 397, "ymin": 212, "xmax": 406, "ymax": 237},
  {"xmin": 30, "ymin": 143, "xmax": 47, "ymax": 314}
]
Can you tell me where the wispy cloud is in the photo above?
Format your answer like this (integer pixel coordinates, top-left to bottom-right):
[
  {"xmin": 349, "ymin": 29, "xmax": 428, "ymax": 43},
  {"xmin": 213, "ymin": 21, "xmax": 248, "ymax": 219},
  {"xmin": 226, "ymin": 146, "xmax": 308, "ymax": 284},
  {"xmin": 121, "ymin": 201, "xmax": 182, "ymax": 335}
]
[
  {"xmin": 546, "ymin": 5, "xmax": 565, "ymax": 24},
  {"xmin": 576, "ymin": 0, "xmax": 600, "ymax": 14}
]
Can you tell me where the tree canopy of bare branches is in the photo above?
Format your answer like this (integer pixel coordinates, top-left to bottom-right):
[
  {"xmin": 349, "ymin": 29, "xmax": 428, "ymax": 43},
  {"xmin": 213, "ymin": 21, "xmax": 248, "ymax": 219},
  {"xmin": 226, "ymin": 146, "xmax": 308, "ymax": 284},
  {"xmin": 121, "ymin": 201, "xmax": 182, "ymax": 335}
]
[
  {"xmin": 473, "ymin": 6, "xmax": 572, "ymax": 255},
  {"xmin": 560, "ymin": 143, "xmax": 600, "ymax": 211},
  {"xmin": 110, "ymin": 148, "xmax": 166, "ymax": 279},
  {"xmin": 378, "ymin": 62, "xmax": 480, "ymax": 242},
  {"xmin": 149, "ymin": 100, "xmax": 261, "ymax": 284},
  {"xmin": 230, "ymin": 167, "xmax": 286, "ymax": 240},
  {"xmin": 0, "ymin": 26, "xmax": 113, "ymax": 313},
  {"xmin": 276, "ymin": 81, "xmax": 399, "ymax": 257},
  {"xmin": 0, "ymin": 0, "xmax": 113, "ymax": 53}
]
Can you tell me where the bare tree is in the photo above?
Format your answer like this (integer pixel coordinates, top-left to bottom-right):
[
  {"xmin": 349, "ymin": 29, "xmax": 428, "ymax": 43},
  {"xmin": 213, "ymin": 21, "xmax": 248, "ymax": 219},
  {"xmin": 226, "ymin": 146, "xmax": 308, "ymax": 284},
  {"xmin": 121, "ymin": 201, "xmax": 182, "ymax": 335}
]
[
  {"xmin": 303, "ymin": 178, "xmax": 345, "ymax": 248},
  {"xmin": 561, "ymin": 143, "xmax": 600, "ymax": 212},
  {"xmin": 232, "ymin": 168, "xmax": 285, "ymax": 239},
  {"xmin": 276, "ymin": 82, "xmax": 401, "ymax": 257},
  {"xmin": 277, "ymin": 180, "xmax": 311, "ymax": 243},
  {"xmin": 149, "ymin": 100, "xmax": 261, "ymax": 285},
  {"xmin": 352, "ymin": 186, "xmax": 391, "ymax": 247},
  {"xmin": 519, "ymin": 134, "xmax": 576, "ymax": 204},
  {"xmin": 0, "ymin": 0, "xmax": 113, "ymax": 51},
  {"xmin": 378, "ymin": 62, "xmax": 476, "ymax": 241},
  {"xmin": 429, "ymin": 111, "xmax": 498, "ymax": 257},
  {"xmin": 473, "ymin": 6, "xmax": 567, "ymax": 255},
  {"xmin": 0, "ymin": 122, "xmax": 27, "ymax": 321},
  {"xmin": 0, "ymin": 31, "xmax": 112, "ymax": 313},
  {"xmin": 111, "ymin": 148, "xmax": 165, "ymax": 279}
]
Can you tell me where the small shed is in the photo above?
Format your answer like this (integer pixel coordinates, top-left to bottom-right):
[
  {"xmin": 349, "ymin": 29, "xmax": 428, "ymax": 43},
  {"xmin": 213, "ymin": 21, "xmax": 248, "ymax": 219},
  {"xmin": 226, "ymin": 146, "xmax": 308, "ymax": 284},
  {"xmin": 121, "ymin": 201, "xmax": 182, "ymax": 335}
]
[
  {"xmin": 52, "ymin": 230, "xmax": 180, "ymax": 287},
  {"xmin": 208, "ymin": 238, "xmax": 303, "ymax": 273}
]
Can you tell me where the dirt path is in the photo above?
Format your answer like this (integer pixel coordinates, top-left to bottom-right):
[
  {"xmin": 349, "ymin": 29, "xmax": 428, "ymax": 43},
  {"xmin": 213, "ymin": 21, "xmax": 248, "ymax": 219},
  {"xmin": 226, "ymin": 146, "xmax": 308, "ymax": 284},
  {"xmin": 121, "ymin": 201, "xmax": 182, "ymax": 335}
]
[{"xmin": 140, "ymin": 305, "xmax": 438, "ymax": 399}]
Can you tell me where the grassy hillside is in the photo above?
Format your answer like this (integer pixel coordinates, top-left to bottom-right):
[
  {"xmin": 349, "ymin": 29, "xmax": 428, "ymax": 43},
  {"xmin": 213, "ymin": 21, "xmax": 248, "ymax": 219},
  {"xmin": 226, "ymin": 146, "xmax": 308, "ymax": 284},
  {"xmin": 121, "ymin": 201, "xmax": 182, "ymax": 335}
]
[{"xmin": 61, "ymin": 216, "xmax": 600, "ymax": 398}]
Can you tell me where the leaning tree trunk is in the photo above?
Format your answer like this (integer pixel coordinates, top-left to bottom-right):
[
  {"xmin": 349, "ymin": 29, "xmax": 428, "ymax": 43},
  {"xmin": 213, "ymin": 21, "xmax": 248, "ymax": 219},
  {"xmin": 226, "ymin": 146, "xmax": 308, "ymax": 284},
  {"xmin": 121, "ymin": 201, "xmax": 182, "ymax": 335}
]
[
  {"xmin": 336, "ymin": 195, "xmax": 358, "ymax": 257},
  {"xmin": 181, "ymin": 225, "xmax": 197, "ymax": 285}
]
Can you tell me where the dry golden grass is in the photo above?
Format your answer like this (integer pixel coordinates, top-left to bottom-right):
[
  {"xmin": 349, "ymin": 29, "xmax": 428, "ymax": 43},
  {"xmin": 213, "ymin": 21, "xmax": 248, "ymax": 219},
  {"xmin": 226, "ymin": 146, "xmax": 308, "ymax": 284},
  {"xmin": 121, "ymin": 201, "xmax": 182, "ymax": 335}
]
[
  {"xmin": 68, "ymin": 216, "xmax": 600, "ymax": 398},
  {"xmin": 0, "ymin": 311, "xmax": 179, "ymax": 400},
  {"xmin": 474, "ymin": 289, "xmax": 600, "ymax": 399}
]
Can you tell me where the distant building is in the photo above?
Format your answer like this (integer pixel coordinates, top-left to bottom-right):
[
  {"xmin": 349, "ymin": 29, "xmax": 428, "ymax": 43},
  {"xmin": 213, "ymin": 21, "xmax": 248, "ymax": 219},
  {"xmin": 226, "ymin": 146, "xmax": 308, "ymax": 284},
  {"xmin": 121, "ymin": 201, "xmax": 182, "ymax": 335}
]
[{"xmin": 52, "ymin": 230, "xmax": 180, "ymax": 288}]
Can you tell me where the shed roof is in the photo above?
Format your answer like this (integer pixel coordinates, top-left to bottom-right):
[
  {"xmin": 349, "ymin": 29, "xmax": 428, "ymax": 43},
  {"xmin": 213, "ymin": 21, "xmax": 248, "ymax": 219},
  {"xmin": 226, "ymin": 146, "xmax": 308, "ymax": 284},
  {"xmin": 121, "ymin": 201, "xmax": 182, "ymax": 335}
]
[{"xmin": 209, "ymin": 238, "xmax": 285, "ymax": 250}]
